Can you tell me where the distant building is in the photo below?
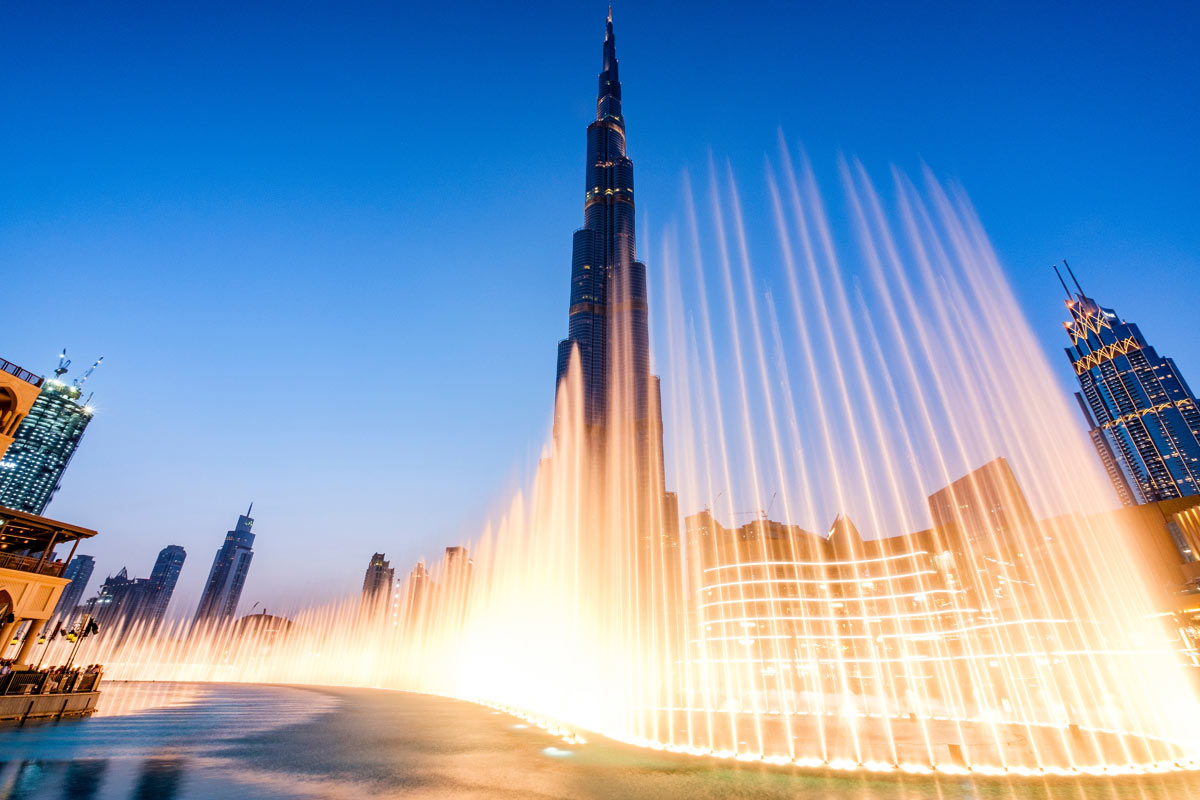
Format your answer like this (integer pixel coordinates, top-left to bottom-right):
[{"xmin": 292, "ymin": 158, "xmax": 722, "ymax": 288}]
[
  {"xmin": 51, "ymin": 553, "xmax": 95, "ymax": 622},
  {"xmin": 927, "ymin": 456, "xmax": 1036, "ymax": 548},
  {"xmin": 146, "ymin": 545, "xmax": 186, "ymax": 624},
  {"xmin": 231, "ymin": 610, "xmax": 293, "ymax": 650},
  {"xmin": 1059, "ymin": 266, "xmax": 1200, "ymax": 503},
  {"xmin": 405, "ymin": 561, "xmax": 433, "ymax": 630},
  {"xmin": 439, "ymin": 546, "xmax": 472, "ymax": 628},
  {"xmin": 360, "ymin": 554, "xmax": 393, "ymax": 604},
  {"xmin": 0, "ymin": 370, "xmax": 97, "ymax": 515},
  {"xmin": 361, "ymin": 552, "xmax": 395, "ymax": 614},
  {"xmin": 192, "ymin": 505, "xmax": 257, "ymax": 628},
  {"xmin": 85, "ymin": 545, "xmax": 186, "ymax": 632}
]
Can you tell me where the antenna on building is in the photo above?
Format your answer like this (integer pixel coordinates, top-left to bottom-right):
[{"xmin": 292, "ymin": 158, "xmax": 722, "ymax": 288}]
[
  {"xmin": 1053, "ymin": 264, "xmax": 1072, "ymax": 299},
  {"xmin": 73, "ymin": 356, "xmax": 104, "ymax": 389},
  {"xmin": 1063, "ymin": 259, "xmax": 1085, "ymax": 296},
  {"xmin": 246, "ymin": 501, "xmax": 254, "ymax": 518},
  {"xmin": 54, "ymin": 349, "xmax": 71, "ymax": 379}
]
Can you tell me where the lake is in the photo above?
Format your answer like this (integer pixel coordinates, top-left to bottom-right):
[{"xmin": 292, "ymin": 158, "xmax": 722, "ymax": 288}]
[{"xmin": 2, "ymin": 682, "xmax": 1199, "ymax": 799}]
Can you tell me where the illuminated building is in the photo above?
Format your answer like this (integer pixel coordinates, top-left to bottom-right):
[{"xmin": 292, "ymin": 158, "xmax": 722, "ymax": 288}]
[
  {"xmin": 1059, "ymin": 265, "xmax": 1200, "ymax": 503},
  {"xmin": 0, "ymin": 374, "xmax": 96, "ymax": 515},
  {"xmin": 193, "ymin": 505, "xmax": 256, "ymax": 627},
  {"xmin": 51, "ymin": 553, "xmax": 95, "ymax": 622},
  {"xmin": 553, "ymin": 11, "xmax": 672, "ymax": 510},
  {"xmin": 550, "ymin": 9, "xmax": 682, "ymax": 670},
  {"xmin": 686, "ymin": 459, "xmax": 1083, "ymax": 721}
]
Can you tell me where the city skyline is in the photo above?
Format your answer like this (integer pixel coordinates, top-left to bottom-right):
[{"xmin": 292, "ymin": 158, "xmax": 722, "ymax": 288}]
[{"xmin": 2, "ymin": 2, "xmax": 1197, "ymax": 610}]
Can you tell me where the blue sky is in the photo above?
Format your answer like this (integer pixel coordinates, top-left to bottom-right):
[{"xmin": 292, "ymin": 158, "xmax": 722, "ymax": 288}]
[{"xmin": 2, "ymin": 1, "xmax": 1197, "ymax": 612}]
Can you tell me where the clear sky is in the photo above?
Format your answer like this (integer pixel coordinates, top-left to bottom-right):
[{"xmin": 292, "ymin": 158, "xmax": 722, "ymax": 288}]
[{"xmin": 2, "ymin": 1, "xmax": 1197, "ymax": 614}]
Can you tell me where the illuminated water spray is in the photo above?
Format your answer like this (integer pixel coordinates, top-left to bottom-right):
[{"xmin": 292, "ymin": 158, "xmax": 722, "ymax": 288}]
[{"xmin": 64, "ymin": 153, "xmax": 1200, "ymax": 776}]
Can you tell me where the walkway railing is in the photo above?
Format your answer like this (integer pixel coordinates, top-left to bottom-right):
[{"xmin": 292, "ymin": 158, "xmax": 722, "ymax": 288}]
[{"xmin": 0, "ymin": 552, "xmax": 65, "ymax": 577}]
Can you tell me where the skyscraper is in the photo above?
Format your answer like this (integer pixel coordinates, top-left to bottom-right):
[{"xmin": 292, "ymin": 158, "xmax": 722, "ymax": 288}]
[
  {"xmin": 83, "ymin": 545, "xmax": 186, "ymax": 631},
  {"xmin": 192, "ymin": 505, "xmax": 257, "ymax": 627},
  {"xmin": 0, "ymin": 377, "xmax": 95, "ymax": 514},
  {"xmin": 553, "ymin": 10, "xmax": 673, "ymax": 525},
  {"xmin": 1059, "ymin": 266, "xmax": 1200, "ymax": 504},
  {"xmin": 146, "ymin": 544, "xmax": 187, "ymax": 624},
  {"xmin": 51, "ymin": 553, "xmax": 95, "ymax": 622}
]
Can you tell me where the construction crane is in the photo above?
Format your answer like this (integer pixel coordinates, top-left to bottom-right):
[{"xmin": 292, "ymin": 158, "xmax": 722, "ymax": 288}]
[
  {"xmin": 73, "ymin": 356, "xmax": 104, "ymax": 388},
  {"xmin": 53, "ymin": 349, "xmax": 71, "ymax": 379}
]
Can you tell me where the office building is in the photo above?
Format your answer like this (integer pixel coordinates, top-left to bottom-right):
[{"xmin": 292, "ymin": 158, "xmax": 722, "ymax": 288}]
[
  {"xmin": 192, "ymin": 505, "xmax": 257, "ymax": 627},
  {"xmin": 51, "ymin": 553, "xmax": 95, "ymax": 622},
  {"xmin": 1060, "ymin": 266, "xmax": 1200, "ymax": 503},
  {"xmin": 146, "ymin": 544, "xmax": 186, "ymax": 624},
  {"xmin": 84, "ymin": 545, "xmax": 185, "ymax": 631}
]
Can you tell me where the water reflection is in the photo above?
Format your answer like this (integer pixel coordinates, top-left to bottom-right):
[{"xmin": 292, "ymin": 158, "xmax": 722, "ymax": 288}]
[
  {"xmin": 1, "ymin": 684, "xmax": 1199, "ymax": 799},
  {"xmin": 131, "ymin": 758, "xmax": 185, "ymax": 800}
]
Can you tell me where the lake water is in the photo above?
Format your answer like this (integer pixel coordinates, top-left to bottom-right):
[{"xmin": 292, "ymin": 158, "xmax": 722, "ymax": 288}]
[{"xmin": 2, "ymin": 682, "xmax": 1200, "ymax": 799}]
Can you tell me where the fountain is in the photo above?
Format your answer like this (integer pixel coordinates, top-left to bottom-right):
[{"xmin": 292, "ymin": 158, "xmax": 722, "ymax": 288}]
[{"xmin": 58, "ymin": 151, "xmax": 1200, "ymax": 777}]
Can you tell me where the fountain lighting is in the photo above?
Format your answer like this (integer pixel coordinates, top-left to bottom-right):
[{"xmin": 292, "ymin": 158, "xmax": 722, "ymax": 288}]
[{"xmin": 52, "ymin": 152, "xmax": 1200, "ymax": 777}]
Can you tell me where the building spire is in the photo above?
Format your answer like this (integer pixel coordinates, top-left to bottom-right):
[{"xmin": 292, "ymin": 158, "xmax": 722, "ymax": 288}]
[
  {"xmin": 246, "ymin": 501, "xmax": 254, "ymax": 518},
  {"xmin": 597, "ymin": 7, "xmax": 622, "ymax": 120},
  {"xmin": 1063, "ymin": 258, "xmax": 1086, "ymax": 298},
  {"xmin": 1053, "ymin": 264, "xmax": 1072, "ymax": 300}
]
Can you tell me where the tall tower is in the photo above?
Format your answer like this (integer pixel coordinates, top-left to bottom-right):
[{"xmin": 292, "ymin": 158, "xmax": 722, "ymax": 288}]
[
  {"xmin": 554, "ymin": 10, "xmax": 670, "ymax": 511},
  {"xmin": 0, "ymin": 376, "xmax": 94, "ymax": 514},
  {"xmin": 192, "ymin": 505, "xmax": 257, "ymax": 627},
  {"xmin": 147, "ymin": 544, "xmax": 187, "ymax": 625},
  {"xmin": 51, "ymin": 553, "xmax": 96, "ymax": 621},
  {"xmin": 1060, "ymin": 266, "xmax": 1200, "ymax": 503}
]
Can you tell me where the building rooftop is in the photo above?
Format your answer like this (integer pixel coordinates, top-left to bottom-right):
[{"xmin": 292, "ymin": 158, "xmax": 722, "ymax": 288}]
[
  {"xmin": 0, "ymin": 506, "xmax": 98, "ymax": 556},
  {"xmin": 0, "ymin": 357, "xmax": 43, "ymax": 388}
]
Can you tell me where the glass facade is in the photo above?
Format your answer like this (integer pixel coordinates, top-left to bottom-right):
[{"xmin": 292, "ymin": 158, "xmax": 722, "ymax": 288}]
[
  {"xmin": 1063, "ymin": 277, "xmax": 1200, "ymax": 503},
  {"xmin": 147, "ymin": 544, "xmax": 187, "ymax": 625},
  {"xmin": 52, "ymin": 553, "xmax": 95, "ymax": 621},
  {"xmin": 0, "ymin": 379, "xmax": 93, "ymax": 515},
  {"xmin": 553, "ymin": 13, "xmax": 668, "ymax": 493},
  {"xmin": 192, "ymin": 509, "xmax": 256, "ymax": 627}
]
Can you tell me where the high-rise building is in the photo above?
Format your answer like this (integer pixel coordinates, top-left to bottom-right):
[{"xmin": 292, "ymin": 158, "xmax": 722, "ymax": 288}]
[
  {"xmin": 361, "ymin": 552, "xmax": 394, "ymax": 612},
  {"xmin": 51, "ymin": 553, "xmax": 95, "ymax": 621},
  {"xmin": 192, "ymin": 505, "xmax": 257, "ymax": 627},
  {"xmin": 1059, "ymin": 266, "xmax": 1200, "ymax": 504},
  {"xmin": 84, "ymin": 545, "xmax": 186, "ymax": 631},
  {"xmin": 553, "ymin": 11, "xmax": 668, "ymax": 490},
  {"xmin": 146, "ymin": 544, "xmax": 186, "ymax": 624},
  {"xmin": 0, "ymin": 376, "xmax": 95, "ymax": 515}
]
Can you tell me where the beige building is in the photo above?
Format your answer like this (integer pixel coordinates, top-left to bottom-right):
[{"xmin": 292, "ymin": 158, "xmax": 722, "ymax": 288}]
[{"xmin": 0, "ymin": 357, "xmax": 42, "ymax": 457}]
